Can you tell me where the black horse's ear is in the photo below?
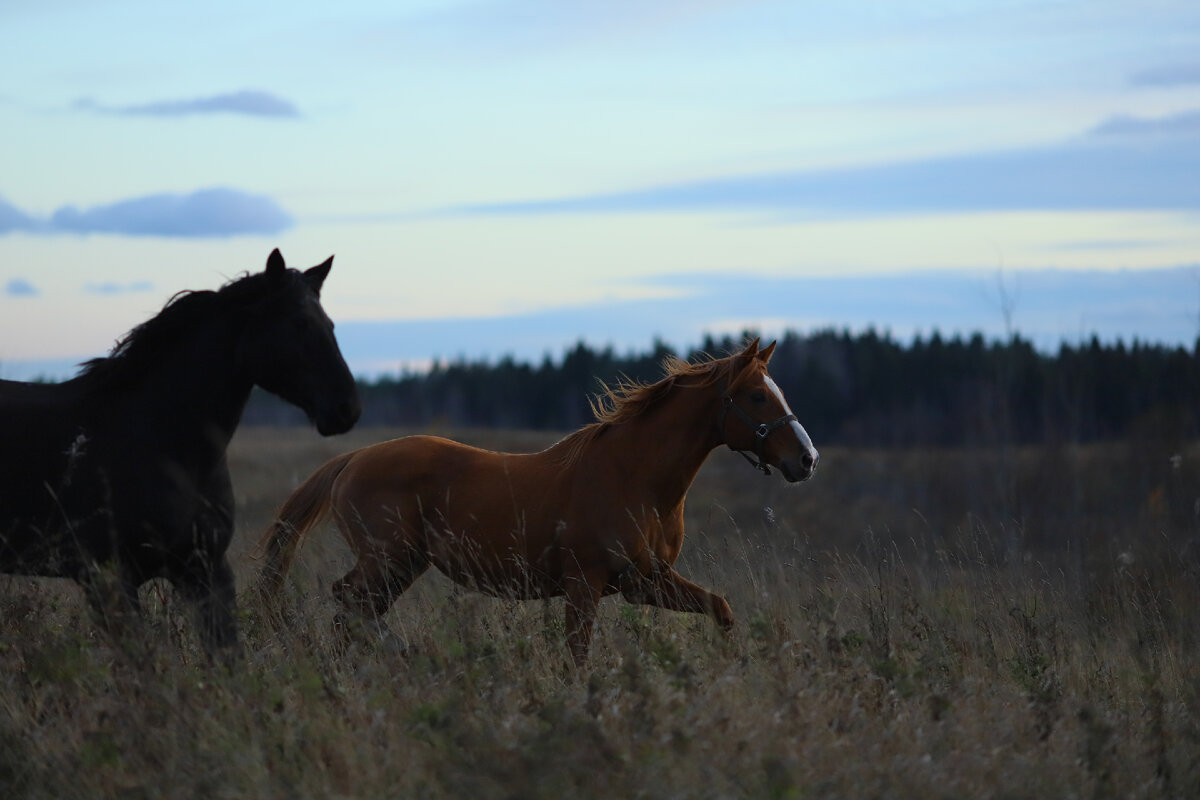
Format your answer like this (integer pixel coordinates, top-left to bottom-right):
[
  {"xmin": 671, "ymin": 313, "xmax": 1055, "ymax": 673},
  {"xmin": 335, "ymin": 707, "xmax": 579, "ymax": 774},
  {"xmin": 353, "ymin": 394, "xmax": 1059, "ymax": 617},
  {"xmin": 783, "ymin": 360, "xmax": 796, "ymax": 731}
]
[
  {"xmin": 265, "ymin": 248, "xmax": 287, "ymax": 278},
  {"xmin": 303, "ymin": 256, "xmax": 334, "ymax": 295}
]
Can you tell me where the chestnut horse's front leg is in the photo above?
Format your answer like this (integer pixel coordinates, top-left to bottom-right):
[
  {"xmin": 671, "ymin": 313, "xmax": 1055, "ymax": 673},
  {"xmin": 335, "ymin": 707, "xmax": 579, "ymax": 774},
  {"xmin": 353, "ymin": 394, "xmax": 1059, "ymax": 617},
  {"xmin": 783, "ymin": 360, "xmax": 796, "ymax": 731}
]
[
  {"xmin": 563, "ymin": 567, "xmax": 607, "ymax": 667},
  {"xmin": 619, "ymin": 563, "xmax": 735, "ymax": 632}
]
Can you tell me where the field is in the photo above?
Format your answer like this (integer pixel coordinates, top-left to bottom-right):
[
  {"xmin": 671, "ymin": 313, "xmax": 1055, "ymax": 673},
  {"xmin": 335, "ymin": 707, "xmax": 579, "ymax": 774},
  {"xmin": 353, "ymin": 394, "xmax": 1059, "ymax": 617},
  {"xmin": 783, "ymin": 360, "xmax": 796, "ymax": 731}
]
[{"xmin": 2, "ymin": 425, "xmax": 1199, "ymax": 798}]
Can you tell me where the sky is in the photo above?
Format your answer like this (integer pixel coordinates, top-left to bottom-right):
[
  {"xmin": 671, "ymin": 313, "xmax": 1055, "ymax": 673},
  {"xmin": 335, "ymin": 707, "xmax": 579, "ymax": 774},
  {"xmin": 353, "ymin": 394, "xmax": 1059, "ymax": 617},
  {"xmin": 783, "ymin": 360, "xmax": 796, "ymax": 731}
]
[{"xmin": 3, "ymin": 1, "xmax": 1200, "ymax": 380}]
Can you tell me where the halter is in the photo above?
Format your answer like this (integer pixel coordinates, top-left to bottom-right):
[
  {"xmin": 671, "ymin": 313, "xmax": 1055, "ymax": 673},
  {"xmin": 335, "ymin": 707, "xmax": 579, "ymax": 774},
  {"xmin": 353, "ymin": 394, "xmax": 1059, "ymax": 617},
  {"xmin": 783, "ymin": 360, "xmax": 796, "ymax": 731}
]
[{"xmin": 719, "ymin": 393, "xmax": 797, "ymax": 476}]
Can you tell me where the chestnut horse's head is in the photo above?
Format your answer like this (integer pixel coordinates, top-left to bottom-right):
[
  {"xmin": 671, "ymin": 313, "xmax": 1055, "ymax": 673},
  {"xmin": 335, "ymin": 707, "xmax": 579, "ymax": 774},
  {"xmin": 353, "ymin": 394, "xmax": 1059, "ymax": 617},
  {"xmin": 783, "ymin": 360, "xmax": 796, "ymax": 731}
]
[{"xmin": 720, "ymin": 339, "xmax": 819, "ymax": 482}]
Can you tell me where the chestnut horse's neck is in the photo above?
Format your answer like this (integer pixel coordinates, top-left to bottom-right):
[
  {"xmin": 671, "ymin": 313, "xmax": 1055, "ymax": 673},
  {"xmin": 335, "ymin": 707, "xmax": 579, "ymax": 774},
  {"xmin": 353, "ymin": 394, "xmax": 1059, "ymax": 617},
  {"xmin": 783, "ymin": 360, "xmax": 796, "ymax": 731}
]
[{"xmin": 583, "ymin": 376, "xmax": 725, "ymax": 508}]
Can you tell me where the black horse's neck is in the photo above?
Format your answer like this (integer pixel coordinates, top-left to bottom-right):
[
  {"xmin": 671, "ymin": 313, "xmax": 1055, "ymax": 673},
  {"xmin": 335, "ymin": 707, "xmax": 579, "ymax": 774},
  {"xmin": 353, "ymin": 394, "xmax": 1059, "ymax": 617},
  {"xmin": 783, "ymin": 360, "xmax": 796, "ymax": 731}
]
[{"xmin": 81, "ymin": 310, "xmax": 254, "ymax": 461}]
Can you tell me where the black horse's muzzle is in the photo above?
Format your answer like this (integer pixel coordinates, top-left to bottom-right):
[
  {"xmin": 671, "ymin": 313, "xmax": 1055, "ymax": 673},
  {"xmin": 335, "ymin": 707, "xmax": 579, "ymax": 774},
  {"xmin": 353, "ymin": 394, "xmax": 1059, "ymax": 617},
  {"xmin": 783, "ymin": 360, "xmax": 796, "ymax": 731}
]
[{"xmin": 315, "ymin": 395, "xmax": 362, "ymax": 436}]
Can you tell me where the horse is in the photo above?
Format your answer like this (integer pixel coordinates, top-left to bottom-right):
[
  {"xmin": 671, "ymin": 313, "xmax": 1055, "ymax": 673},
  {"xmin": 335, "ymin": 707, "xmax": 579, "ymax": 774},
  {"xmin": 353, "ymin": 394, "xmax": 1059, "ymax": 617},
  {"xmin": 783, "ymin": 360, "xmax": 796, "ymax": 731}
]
[
  {"xmin": 0, "ymin": 249, "xmax": 360, "ymax": 657},
  {"xmin": 255, "ymin": 338, "xmax": 817, "ymax": 666}
]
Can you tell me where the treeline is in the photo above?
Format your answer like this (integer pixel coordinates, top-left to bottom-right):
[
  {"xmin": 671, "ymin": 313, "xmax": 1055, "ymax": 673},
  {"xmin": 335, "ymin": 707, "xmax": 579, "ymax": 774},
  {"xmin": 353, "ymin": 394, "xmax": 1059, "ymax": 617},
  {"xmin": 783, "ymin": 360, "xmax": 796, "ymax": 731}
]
[{"xmin": 245, "ymin": 329, "xmax": 1200, "ymax": 447}]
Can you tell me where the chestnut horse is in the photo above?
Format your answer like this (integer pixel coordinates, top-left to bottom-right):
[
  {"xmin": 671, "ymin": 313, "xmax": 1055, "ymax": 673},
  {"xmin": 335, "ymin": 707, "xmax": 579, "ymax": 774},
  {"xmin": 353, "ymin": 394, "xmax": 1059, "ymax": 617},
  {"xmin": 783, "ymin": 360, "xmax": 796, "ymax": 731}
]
[{"xmin": 255, "ymin": 339, "xmax": 817, "ymax": 665}]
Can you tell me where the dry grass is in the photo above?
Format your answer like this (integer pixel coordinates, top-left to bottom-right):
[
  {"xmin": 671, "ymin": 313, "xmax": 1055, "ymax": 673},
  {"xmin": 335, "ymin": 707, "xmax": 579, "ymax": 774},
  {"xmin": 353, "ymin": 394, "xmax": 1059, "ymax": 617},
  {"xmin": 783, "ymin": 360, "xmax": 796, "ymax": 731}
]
[{"xmin": 2, "ymin": 426, "xmax": 1198, "ymax": 799}]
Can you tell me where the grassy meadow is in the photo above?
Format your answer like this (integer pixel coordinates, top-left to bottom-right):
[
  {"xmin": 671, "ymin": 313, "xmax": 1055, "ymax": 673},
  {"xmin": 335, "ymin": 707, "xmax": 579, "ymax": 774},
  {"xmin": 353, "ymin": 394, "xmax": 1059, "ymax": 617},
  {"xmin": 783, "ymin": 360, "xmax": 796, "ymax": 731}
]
[{"xmin": 2, "ymin": 425, "xmax": 1199, "ymax": 798}]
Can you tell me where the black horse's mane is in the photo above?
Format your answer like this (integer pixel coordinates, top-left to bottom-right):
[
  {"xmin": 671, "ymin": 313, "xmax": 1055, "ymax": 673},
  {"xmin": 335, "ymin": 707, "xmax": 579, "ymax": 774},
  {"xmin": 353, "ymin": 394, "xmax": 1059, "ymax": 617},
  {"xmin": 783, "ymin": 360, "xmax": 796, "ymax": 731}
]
[{"xmin": 78, "ymin": 268, "xmax": 294, "ymax": 385}]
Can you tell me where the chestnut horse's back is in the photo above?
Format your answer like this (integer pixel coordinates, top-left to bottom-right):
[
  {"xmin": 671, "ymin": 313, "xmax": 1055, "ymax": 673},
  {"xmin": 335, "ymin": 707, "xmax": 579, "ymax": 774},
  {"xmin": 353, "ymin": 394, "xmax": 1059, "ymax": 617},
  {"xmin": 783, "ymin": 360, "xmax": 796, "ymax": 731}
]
[
  {"xmin": 323, "ymin": 436, "xmax": 568, "ymax": 591},
  {"xmin": 254, "ymin": 435, "xmax": 565, "ymax": 601}
]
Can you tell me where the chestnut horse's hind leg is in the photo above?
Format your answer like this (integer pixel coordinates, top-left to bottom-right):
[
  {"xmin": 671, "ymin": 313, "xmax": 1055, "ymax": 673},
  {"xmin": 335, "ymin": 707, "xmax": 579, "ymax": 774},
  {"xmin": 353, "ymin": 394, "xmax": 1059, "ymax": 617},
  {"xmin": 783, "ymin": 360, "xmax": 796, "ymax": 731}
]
[
  {"xmin": 619, "ymin": 563, "xmax": 735, "ymax": 632},
  {"xmin": 331, "ymin": 550, "xmax": 429, "ymax": 652}
]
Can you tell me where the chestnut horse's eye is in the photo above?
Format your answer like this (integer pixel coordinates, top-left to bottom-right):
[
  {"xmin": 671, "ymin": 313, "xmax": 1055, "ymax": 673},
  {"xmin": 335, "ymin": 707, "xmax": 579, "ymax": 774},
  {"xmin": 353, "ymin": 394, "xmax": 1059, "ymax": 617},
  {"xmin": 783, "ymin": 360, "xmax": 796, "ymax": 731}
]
[{"xmin": 750, "ymin": 391, "xmax": 767, "ymax": 403}]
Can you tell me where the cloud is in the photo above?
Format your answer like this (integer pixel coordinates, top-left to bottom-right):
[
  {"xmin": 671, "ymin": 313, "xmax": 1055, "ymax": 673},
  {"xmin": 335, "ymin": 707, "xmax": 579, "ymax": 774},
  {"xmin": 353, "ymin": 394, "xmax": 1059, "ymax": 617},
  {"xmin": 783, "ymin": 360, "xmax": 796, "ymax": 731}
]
[
  {"xmin": 73, "ymin": 90, "xmax": 300, "ymax": 119},
  {"xmin": 0, "ymin": 189, "xmax": 292, "ymax": 238},
  {"xmin": 85, "ymin": 281, "xmax": 154, "ymax": 295},
  {"xmin": 1130, "ymin": 63, "xmax": 1200, "ymax": 87},
  {"xmin": 457, "ymin": 116, "xmax": 1200, "ymax": 218},
  {"xmin": 0, "ymin": 196, "xmax": 36, "ymax": 233},
  {"xmin": 1089, "ymin": 109, "xmax": 1200, "ymax": 138},
  {"xmin": 1043, "ymin": 239, "xmax": 1165, "ymax": 253},
  {"xmin": 4, "ymin": 278, "xmax": 38, "ymax": 297},
  {"xmin": 48, "ymin": 188, "xmax": 293, "ymax": 237}
]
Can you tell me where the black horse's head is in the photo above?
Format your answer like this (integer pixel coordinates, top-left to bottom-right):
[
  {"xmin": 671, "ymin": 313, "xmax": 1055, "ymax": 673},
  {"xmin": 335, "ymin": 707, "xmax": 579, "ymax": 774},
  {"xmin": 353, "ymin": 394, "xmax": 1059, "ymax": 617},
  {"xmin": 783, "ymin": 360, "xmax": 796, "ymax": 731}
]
[{"xmin": 236, "ymin": 249, "xmax": 361, "ymax": 435}]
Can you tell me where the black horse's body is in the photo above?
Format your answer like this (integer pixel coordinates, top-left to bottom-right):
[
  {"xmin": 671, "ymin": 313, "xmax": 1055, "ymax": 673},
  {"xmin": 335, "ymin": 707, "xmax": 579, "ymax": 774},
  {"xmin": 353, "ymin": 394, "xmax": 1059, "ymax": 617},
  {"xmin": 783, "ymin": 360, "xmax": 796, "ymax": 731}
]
[{"xmin": 0, "ymin": 249, "xmax": 360, "ymax": 654}]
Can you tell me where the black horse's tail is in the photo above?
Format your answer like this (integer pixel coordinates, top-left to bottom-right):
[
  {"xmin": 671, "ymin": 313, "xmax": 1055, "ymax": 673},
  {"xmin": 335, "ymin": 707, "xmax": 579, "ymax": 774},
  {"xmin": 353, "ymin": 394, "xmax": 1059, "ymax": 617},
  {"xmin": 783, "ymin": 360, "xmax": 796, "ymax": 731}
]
[{"xmin": 253, "ymin": 451, "xmax": 355, "ymax": 601}]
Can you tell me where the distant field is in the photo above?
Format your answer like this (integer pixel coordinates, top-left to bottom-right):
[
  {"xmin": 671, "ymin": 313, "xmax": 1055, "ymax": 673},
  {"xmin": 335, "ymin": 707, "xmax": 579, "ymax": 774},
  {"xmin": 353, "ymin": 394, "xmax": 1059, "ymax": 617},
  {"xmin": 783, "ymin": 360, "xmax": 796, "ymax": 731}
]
[{"xmin": 2, "ymin": 426, "xmax": 1198, "ymax": 798}]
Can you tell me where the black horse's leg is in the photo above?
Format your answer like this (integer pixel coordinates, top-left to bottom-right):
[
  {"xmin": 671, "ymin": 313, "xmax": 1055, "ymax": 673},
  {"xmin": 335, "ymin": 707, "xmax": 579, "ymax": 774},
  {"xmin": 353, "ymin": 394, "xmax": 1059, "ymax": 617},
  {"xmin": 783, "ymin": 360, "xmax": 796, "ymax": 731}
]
[
  {"xmin": 119, "ymin": 567, "xmax": 144, "ymax": 617},
  {"xmin": 174, "ymin": 554, "xmax": 240, "ymax": 662},
  {"xmin": 178, "ymin": 467, "xmax": 240, "ymax": 662},
  {"xmin": 78, "ymin": 558, "xmax": 145, "ymax": 642}
]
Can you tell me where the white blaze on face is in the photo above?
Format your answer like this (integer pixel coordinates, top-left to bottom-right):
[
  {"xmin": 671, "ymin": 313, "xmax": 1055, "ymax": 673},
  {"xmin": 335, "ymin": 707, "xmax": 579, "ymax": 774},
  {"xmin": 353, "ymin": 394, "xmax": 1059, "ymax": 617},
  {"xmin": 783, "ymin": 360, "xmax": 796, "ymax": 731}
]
[{"xmin": 765, "ymin": 376, "xmax": 817, "ymax": 458}]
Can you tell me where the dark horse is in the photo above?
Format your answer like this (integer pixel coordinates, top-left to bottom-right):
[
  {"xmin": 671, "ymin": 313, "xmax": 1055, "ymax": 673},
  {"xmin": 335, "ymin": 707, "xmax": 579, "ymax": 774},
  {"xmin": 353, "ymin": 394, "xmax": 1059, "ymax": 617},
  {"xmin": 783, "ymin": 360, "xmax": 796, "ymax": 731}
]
[{"xmin": 0, "ymin": 249, "xmax": 360, "ymax": 656}]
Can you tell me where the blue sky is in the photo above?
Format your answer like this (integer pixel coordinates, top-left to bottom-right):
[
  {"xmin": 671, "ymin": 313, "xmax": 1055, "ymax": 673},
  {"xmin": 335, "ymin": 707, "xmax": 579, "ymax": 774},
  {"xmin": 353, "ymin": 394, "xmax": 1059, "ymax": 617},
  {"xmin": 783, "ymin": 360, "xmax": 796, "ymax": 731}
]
[{"xmin": 2, "ymin": 1, "xmax": 1200, "ymax": 380}]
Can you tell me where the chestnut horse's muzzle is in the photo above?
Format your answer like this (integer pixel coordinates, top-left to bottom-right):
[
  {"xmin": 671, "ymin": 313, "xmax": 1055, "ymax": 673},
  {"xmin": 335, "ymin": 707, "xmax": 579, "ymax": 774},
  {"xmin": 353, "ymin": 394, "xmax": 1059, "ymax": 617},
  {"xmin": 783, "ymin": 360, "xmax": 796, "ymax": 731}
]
[{"xmin": 779, "ymin": 448, "xmax": 819, "ymax": 483}]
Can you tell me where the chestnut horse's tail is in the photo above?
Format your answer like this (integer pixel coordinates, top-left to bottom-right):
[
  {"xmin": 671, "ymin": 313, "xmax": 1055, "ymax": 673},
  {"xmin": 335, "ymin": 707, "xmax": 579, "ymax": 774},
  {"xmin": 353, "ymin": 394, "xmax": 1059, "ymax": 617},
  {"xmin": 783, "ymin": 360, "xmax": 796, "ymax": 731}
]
[{"xmin": 253, "ymin": 450, "xmax": 355, "ymax": 602}]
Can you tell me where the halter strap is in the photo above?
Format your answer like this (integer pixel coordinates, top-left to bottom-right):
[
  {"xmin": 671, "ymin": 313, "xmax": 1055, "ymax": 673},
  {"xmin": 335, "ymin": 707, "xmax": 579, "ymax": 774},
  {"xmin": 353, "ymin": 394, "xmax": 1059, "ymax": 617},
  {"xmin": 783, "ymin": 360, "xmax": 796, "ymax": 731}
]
[{"xmin": 719, "ymin": 394, "xmax": 797, "ymax": 476}]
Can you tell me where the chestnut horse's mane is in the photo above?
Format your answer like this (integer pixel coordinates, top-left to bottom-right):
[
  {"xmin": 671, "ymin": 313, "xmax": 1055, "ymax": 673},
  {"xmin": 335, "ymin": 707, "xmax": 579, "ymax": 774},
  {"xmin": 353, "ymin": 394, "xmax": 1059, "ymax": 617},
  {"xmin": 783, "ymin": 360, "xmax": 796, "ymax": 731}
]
[{"xmin": 556, "ymin": 351, "xmax": 745, "ymax": 466}]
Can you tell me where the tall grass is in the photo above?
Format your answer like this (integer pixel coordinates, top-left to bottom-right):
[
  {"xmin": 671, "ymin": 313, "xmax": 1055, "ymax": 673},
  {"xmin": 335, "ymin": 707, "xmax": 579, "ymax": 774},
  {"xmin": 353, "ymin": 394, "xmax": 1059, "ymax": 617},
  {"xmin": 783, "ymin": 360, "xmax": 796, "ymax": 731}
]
[{"xmin": 2, "ymin": 427, "xmax": 1197, "ymax": 798}]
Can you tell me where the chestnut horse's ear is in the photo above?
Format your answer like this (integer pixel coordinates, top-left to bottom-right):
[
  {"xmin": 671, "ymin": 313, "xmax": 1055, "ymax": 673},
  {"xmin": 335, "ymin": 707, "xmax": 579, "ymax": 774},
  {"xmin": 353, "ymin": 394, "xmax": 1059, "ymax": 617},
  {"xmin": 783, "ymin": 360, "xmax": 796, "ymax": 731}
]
[
  {"xmin": 758, "ymin": 341, "xmax": 777, "ymax": 363},
  {"xmin": 303, "ymin": 256, "xmax": 334, "ymax": 295},
  {"xmin": 265, "ymin": 248, "xmax": 286, "ymax": 278},
  {"xmin": 742, "ymin": 337, "xmax": 761, "ymax": 358}
]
